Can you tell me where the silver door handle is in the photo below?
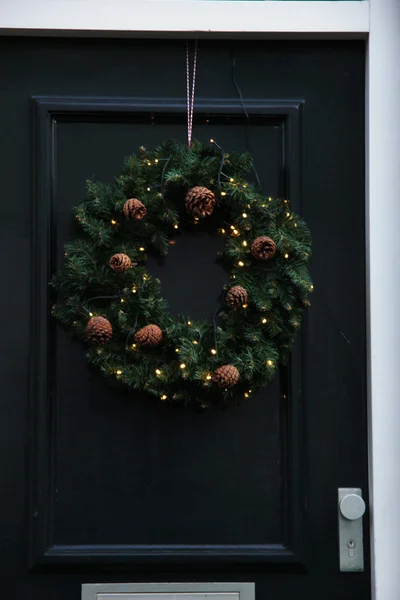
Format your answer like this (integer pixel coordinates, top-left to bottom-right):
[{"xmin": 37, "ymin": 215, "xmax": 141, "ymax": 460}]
[{"xmin": 338, "ymin": 488, "xmax": 366, "ymax": 572}]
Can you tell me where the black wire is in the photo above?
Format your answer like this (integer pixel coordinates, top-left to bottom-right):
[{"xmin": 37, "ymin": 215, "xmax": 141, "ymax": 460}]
[{"xmin": 231, "ymin": 51, "xmax": 262, "ymax": 190}]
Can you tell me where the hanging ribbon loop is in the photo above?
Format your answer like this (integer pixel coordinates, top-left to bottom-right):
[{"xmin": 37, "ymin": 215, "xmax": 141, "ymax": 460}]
[{"xmin": 186, "ymin": 40, "xmax": 198, "ymax": 149}]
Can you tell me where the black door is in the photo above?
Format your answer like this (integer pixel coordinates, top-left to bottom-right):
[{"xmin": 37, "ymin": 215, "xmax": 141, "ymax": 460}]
[{"xmin": 0, "ymin": 37, "xmax": 368, "ymax": 599}]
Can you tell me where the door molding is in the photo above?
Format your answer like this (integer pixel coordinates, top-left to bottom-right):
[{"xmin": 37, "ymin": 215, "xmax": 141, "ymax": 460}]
[
  {"xmin": 3, "ymin": 2, "xmax": 400, "ymax": 599},
  {"xmin": 30, "ymin": 95, "xmax": 307, "ymax": 569}
]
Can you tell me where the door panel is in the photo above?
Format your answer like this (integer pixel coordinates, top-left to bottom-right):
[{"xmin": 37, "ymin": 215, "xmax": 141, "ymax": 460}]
[{"xmin": 0, "ymin": 37, "xmax": 368, "ymax": 598}]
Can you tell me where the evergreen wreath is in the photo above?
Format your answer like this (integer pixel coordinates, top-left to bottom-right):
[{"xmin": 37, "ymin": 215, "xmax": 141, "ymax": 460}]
[{"xmin": 51, "ymin": 139, "xmax": 313, "ymax": 407}]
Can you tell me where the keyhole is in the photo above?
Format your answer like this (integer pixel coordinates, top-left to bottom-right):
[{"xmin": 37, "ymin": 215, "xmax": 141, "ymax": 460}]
[{"xmin": 347, "ymin": 539, "xmax": 356, "ymax": 558}]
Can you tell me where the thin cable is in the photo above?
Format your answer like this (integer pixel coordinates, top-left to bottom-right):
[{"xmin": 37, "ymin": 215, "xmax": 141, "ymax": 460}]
[
  {"xmin": 186, "ymin": 40, "xmax": 198, "ymax": 148},
  {"xmin": 231, "ymin": 51, "xmax": 262, "ymax": 190}
]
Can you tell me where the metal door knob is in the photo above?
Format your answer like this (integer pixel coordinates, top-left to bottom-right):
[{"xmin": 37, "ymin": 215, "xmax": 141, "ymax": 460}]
[{"xmin": 340, "ymin": 493, "xmax": 366, "ymax": 520}]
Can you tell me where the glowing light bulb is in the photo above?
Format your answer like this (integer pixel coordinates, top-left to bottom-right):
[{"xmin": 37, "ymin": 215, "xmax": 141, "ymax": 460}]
[
  {"xmin": 238, "ymin": 261, "xmax": 244, "ymax": 267},
  {"xmin": 310, "ymin": 284, "xmax": 314, "ymax": 291},
  {"xmin": 132, "ymin": 343, "xmax": 137, "ymax": 349},
  {"xmin": 294, "ymin": 223, "xmax": 298, "ymax": 227},
  {"xmin": 232, "ymin": 229, "xmax": 239, "ymax": 235},
  {"xmin": 230, "ymin": 225, "xmax": 235, "ymax": 230},
  {"xmin": 160, "ymin": 394, "xmax": 168, "ymax": 400},
  {"xmin": 139, "ymin": 247, "xmax": 145, "ymax": 252},
  {"xmin": 242, "ymin": 241, "xmax": 248, "ymax": 247},
  {"xmin": 120, "ymin": 298, "xmax": 125, "ymax": 303},
  {"xmin": 220, "ymin": 228, "xmax": 226, "ymax": 235},
  {"xmin": 193, "ymin": 340, "xmax": 198, "ymax": 345},
  {"xmin": 89, "ymin": 312, "xmax": 93, "ymax": 317},
  {"xmin": 221, "ymin": 192, "xmax": 227, "ymax": 197},
  {"xmin": 284, "ymin": 253, "xmax": 289, "ymax": 259},
  {"xmin": 147, "ymin": 161, "xmax": 151, "ymax": 166},
  {"xmin": 147, "ymin": 187, "xmax": 151, "ymax": 192},
  {"xmin": 132, "ymin": 287, "xmax": 137, "ymax": 293},
  {"xmin": 267, "ymin": 360, "xmax": 274, "ymax": 367},
  {"xmin": 111, "ymin": 219, "xmax": 117, "ymax": 225},
  {"xmin": 244, "ymin": 392, "xmax": 249, "ymax": 398},
  {"xmin": 242, "ymin": 213, "xmax": 248, "ymax": 218},
  {"xmin": 210, "ymin": 138, "xmax": 214, "ymax": 143},
  {"xmin": 210, "ymin": 348, "xmax": 217, "ymax": 355},
  {"xmin": 142, "ymin": 274, "xmax": 149, "ymax": 280},
  {"xmin": 188, "ymin": 321, "xmax": 192, "ymax": 326},
  {"xmin": 262, "ymin": 318, "xmax": 267, "ymax": 324},
  {"xmin": 180, "ymin": 363, "xmax": 186, "ymax": 369},
  {"xmin": 286, "ymin": 212, "xmax": 290, "ymax": 217},
  {"xmin": 116, "ymin": 370, "xmax": 122, "ymax": 375},
  {"xmin": 242, "ymin": 304, "xmax": 248, "ymax": 309},
  {"xmin": 174, "ymin": 224, "xmax": 179, "ymax": 229},
  {"xmin": 155, "ymin": 369, "xmax": 162, "ymax": 375},
  {"xmin": 206, "ymin": 374, "xmax": 212, "ymax": 380},
  {"xmin": 155, "ymin": 159, "xmax": 159, "ymax": 164},
  {"xmin": 230, "ymin": 178, "xmax": 234, "ymax": 182}
]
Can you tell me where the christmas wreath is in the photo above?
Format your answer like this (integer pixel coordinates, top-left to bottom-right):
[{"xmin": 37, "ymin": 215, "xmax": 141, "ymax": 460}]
[{"xmin": 51, "ymin": 139, "xmax": 313, "ymax": 407}]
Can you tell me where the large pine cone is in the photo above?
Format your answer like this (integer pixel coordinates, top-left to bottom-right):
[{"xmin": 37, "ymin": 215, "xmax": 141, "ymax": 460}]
[
  {"xmin": 226, "ymin": 285, "xmax": 248, "ymax": 309},
  {"xmin": 123, "ymin": 198, "xmax": 147, "ymax": 221},
  {"xmin": 86, "ymin": 316, "xmax": 113, "ymax": 344},
  {"xmin": 212, "ymin": 365, "xmax": 240, "ymax": 389},
  {"xmin": 185, "ymin": 186, "xmax": 216, "ymax": 218},
  {"xmin": 251, "ymin": 236, "xmax": 276, "ymax": 261},
  {"xmin": 134, "ymin": 324, "xmax": 163, "ymax": 347},
  {"xmin": 109, "ymin": 253, "xmax": 132, "ymax": 272}
]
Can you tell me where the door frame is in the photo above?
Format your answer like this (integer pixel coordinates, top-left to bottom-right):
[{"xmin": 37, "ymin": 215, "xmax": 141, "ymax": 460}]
[{"xmin": 1, "ymin": 2, "xmax": 399, "ymax": 599}]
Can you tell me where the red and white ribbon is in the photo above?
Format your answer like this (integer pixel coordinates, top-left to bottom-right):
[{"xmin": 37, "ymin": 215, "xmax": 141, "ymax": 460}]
[{"xmin": 186, "ymin": 40, "xmax": 198, "ymax": 149}]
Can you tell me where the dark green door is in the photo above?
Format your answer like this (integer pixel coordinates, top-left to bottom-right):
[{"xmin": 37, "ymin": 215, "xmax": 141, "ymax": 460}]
[{"xmin": 0, "ymin": 37, "xmax": 368, "ymax": 599}]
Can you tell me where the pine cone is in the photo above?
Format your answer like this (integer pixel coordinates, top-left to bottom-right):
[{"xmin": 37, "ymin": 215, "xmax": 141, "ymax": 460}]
[
  {"xmin": 185, "ymin": 186, "xmax": 216, "ymax": 218},
  {"xmin": 123, "ymin": 198, "xmax": 147, "ymax": 221},
  {"xmin": 212, "ymin": 365, "xmax": 240, "ymax": 388},
  {"xmin": 226, "ymin": 285, "xmax": 248, "ymax": 309},
  {"xmin": 109, "ymin": 253, "xmax": 132, "ymax": 272},
  {"xmin": 86, "ymin": 316, "xmax": 113, "ymax": 344},
  {"xmin": 134, "ymin": 324, "xmax": 163, "ymax": 347},
  {"xmin": 251, "ymin": 236, "xmax": 276, "ymax": 261}
]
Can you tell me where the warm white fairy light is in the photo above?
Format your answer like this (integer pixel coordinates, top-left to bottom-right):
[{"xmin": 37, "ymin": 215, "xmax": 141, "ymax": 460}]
[
  {"xmin": 160, "ymin": 394, "xmax": 167, "ymax": 400},
  {"xmin": 242, "ymin": 241, "xmax": 248, "ymax": 247},
  {"xmin": 193, "ymin": 340, "xmax": 198, "ymax": 345},
  {"xmin": 267, "ymin": 360, "xmax": 274, "ymax": 367},
  {"xmin": 139, "ymin": 247, "xmax": 145, "ymax": 252},
  {"xmin": 188, "ymin": 321, "xmax": 192, "ymax": 326},
  {"xmin": 116, "ymin": 369, "xmax": 122, "ymax": 375},
  {"xmin": 155, "ymin": 159, "xmax": 159, "ymax": 164},
  {"xmin": 155, "ymin": 369, "xmax": 162, "ymax": 376},
  {"xmin": 238, "ymin": 261, "xmax": 244, "ymax": 267},
  {"xmin": 221, "ymin": 192, "xmax": 227, "ymax": 197},
  {"xmin": 242, "ymin": 213, "xmax": 248, "ymax": 218},
  {"xmin": 284, "ymin": 253, "xmax": 289, "ymax": 259},
  {"xmin": 132, "ymin": 286, "xmax": 137, "ymax": 293},
  {"xmin": 210, "ymin": 348, "xmax": 217, "ymax": 355},
  {"xmin": 242, "ymin": 304, "xmax": 248, "ymax": 309},
  {"xmin": 89, "ymin": 312, "xmax": 93, "ymax": 317},
  {"xmin": 111, "ymin": 219, "xmax": 117, "ymax": 225},
  {"xmin": 262, "ymin": 318, "xmax": 267, "ymax": 324},
  {"xmin": 206, "ymin": 374, "xmax": 212, "ymax": 380},
  {"xmin": 131, "ymin": 343, "xmax": 137, "ymax": 349},
  {"xmin": 175, "ymin": 348, "xmax": 180, "ymax": 353},
  {"xmin": 120, "ymin": 298, "xmax": 125, "ymax": 303},
  {"xmin": 230, "ymin": 178, "xmax": 234, "ymax": 182},
  {"xmin": 147, "ymin": 187, "xmax": 151, "ymax": 192},
  {"xmin": 174, "ymin": 223, "xmax": 179, "ymax": 229},
  {"xmin": 180, "ymin": 363, "xmax": 186, "ymax": 369}
]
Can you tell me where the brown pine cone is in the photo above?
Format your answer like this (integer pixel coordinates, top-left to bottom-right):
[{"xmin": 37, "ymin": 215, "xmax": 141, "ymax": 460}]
[
  {"xmin": 123, "ymin": 198, "xmax": 147, "ymax": 221},
  {"xmin": 251, "ymin": 236, "xmax": 277, "ymax": 261},
  {"xmin": 109, "ymin": 253, "xmax": 132, "ymax": 272},
  {"xmin": 134, "ymin": 324, "xmax": 163, "ymax": 347},
  {"xmin": 211, "ymin": 365, "xmax": 240, "ymax": 389},
  {"xmin": 185, "ymin": 186, "xmax": 216, "ymax": 218},
  {"xmin": 86, "ymin": 316, "xmax": 113, "ymax": 344},
  {"xmin": 226, "ymin": 285, "xmax": 248, "ymax": 309}
]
